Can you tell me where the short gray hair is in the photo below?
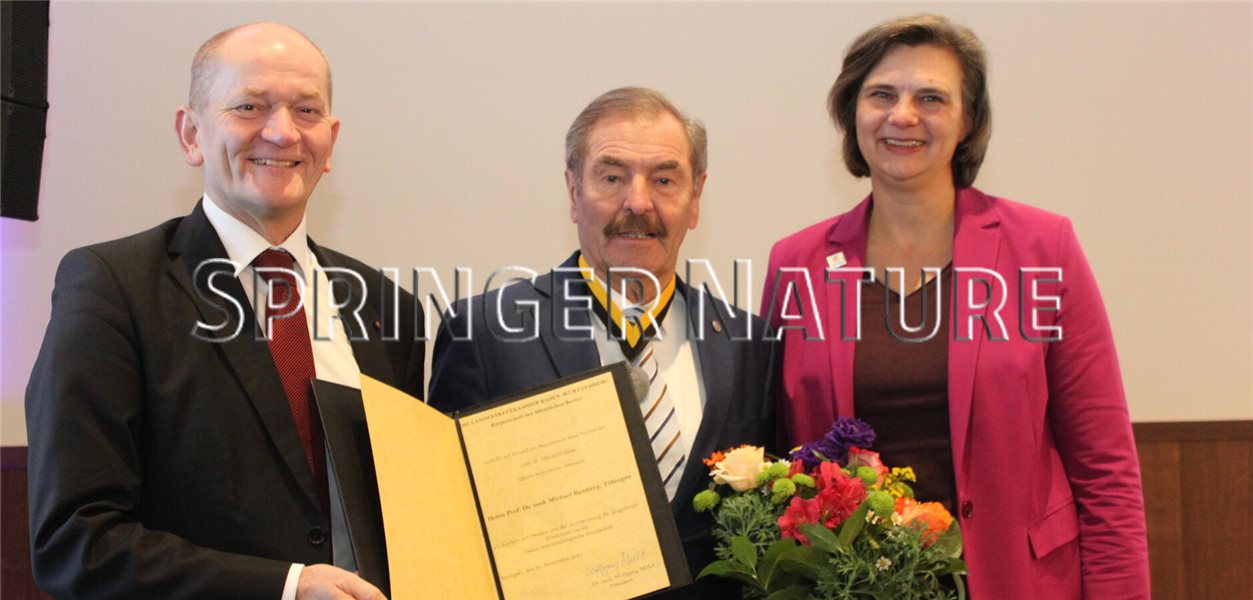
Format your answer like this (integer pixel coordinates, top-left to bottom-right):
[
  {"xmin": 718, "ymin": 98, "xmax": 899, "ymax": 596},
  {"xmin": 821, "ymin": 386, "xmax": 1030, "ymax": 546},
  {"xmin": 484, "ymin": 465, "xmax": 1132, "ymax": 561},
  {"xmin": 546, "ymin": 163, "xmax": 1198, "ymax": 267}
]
[{"xmin": 564, "ymin": 87, "xmax": 707, "ymax": 185}]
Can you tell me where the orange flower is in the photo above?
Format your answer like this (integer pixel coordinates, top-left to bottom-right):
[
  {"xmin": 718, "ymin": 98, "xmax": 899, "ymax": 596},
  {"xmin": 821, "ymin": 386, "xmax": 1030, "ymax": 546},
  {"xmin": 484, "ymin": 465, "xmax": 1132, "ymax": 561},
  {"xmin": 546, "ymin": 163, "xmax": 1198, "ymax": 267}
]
[
  {"xmin": 895, "ymin": 498, "xmax": 954, "ymax": 547},
  {"xmin": 703, "ymin": 450, "xmax": 726, "ymax": 468},
  {"xmin": 703, "ymin": 444, "xmax": 756, "ymax": 468}
]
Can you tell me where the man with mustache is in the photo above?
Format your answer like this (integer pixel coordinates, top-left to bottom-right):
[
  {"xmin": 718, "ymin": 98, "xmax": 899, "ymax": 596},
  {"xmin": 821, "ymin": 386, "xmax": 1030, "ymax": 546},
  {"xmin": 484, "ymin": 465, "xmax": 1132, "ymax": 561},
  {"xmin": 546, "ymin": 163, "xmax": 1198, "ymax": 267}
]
[{"xmin": 428, "ymin": 87, "xmax": 774, "ymax": 598}]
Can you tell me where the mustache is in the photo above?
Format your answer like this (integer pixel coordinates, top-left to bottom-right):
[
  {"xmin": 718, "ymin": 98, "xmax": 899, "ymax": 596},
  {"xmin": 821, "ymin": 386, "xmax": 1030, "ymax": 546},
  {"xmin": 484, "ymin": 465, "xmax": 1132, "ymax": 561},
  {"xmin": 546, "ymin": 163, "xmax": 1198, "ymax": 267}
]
[{"xmin": 604, "ymin": 213, "xmax": 667, "ymax": 238}]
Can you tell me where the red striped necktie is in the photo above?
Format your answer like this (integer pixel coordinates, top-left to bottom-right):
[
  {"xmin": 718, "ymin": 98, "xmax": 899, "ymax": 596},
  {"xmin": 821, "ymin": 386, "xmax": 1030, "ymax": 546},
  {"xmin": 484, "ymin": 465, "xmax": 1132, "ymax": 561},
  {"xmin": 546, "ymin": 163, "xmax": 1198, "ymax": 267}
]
[{"xmin": 253, "ymin": 248, "xmax": 329, "ymax": 517}]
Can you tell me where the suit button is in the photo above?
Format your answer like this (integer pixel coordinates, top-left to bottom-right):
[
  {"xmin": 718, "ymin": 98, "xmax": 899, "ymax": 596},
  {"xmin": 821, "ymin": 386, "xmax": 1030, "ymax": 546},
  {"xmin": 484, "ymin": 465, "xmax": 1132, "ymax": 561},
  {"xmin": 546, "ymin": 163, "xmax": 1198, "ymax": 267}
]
[
  {"xmin": 307, "ymin": 526, "xmax": 326, "ymax": 546},
  {"xmin": 961, "ymin": 501, "xmax": 974, "ymax": 518}
]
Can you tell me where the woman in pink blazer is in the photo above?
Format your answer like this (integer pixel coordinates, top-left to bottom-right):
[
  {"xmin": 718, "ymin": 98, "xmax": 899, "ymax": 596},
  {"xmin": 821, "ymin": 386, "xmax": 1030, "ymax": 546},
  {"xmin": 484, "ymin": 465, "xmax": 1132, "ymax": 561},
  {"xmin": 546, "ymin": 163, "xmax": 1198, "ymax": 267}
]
[{"xmin": 761, "ymin": 15, "xmax": 1149, "ymax": 598}]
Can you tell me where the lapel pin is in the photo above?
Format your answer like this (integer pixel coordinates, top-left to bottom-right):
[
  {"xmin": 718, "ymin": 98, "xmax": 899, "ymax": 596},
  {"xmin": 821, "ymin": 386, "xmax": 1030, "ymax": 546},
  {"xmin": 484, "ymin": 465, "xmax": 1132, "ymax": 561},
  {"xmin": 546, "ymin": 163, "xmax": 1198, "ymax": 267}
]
[
  {"xmin": 826, "ymin": 252, "xmax": 847, "ymax": 269},
  {"xmin": 712, "ymin": 320, "xmax": 723, "ymax": 333}
]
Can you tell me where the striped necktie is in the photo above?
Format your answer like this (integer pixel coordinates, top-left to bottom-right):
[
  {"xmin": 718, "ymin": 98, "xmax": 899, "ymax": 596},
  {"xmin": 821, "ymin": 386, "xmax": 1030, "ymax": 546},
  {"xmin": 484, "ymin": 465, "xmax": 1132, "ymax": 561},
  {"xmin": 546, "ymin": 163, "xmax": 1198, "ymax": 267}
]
[
  {"xmin": 635, "ymin": 344, "xmax": 685, "ymax": 501},
  {"xmin": 253, "ymin": 249, "xmax": 329, "ymax": 517}
]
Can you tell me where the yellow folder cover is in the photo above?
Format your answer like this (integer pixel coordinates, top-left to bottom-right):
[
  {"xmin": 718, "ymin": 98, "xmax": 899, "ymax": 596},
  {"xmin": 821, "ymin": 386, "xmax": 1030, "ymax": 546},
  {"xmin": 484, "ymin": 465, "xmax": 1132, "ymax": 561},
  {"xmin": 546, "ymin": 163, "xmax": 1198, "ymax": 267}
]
[{"xmin": 358, "ymin": 366, "xmax": 684, "ymax": 599}]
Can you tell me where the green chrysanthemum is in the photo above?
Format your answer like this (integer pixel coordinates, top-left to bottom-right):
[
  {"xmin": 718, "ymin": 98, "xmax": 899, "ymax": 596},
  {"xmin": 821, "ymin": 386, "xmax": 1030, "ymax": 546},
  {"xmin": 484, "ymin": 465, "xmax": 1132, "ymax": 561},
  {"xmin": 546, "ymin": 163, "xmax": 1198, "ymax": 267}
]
[
  {"xmin": 692, "ymin": 489, "xmax": 721, "ymax": 513},
  {"xmin": 866, "ymin": 490, "xmax": 895, "ymax": 518},
  {"xmin": 770, "ymin": 478, "xmax": 797, "ymax": 504},
  {"xmin": 765, "ymin": 461, "xmax": 791, "ymax": 480},
  {"xmin": 856, "ymin": 465, "xmax": 879, "ymax": 487}
]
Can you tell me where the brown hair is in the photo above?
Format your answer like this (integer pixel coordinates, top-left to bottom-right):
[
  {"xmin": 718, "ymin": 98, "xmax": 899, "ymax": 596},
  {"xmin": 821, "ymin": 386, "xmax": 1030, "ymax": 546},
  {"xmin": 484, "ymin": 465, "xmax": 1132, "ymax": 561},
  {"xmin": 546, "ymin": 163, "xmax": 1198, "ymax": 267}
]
[
  {"xmin": 565, "ymin": 87, "xmax": 707, "ymax": 186},
  {"xmin": 828, "ymin": 14, "xmax": 991, "ymax": 189}
]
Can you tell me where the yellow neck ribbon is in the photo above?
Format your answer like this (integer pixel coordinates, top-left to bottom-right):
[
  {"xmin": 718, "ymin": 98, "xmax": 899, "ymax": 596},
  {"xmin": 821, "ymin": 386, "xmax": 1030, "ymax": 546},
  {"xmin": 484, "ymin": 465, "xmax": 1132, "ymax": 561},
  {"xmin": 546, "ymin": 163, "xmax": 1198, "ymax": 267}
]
[{"xmin": 578, "ymin": 253, "xmax": 676, "ymax": 351}]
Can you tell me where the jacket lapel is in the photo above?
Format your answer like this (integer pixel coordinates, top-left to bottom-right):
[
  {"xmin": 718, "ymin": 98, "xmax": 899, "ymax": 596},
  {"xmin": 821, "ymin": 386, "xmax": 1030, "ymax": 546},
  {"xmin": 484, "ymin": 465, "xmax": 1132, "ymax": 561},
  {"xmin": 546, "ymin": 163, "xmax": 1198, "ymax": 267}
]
[
  {"xmin": 537, "ymin": 253, "xmax": 600, "ymax": 378},
  {"xmin": 947, "ymin": 188, "xmax": 1001, "ymax": 497},
  {"xmin": 672, "ymin": 280, "xmax": 733, "ymax": 505},
  {"xmin": 166, "ymin": 200, "xmax": 321, "ymax": 511},
  {"xmin": 826, "ymin": 197, "xmax": 873, "ymax": 419}
]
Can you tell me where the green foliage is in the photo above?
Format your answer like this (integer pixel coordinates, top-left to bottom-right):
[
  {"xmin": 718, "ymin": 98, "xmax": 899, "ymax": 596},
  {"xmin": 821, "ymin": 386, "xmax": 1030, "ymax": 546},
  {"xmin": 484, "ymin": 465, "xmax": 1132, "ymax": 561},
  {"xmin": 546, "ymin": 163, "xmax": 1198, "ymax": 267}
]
[
  {"xmin": 700, "ymin": 537, "xmax": 802, "ymax": 598},
  {"xmin": 797, "ymin": 524, "xmax": 845, "ymax": 554},
  {"xmin": 837, "ymin": 503, "xmax": 869, "ymax": 547},
  {"xmin": 711, "ymin": 493, "xmax": 783, "ymax": 561},
  {"xmin": 776, "ymin": 544, "xmax": 826, "ymax": 581},
  {"xmin": 708, "ymin": 496, "xmax": 966, "ymax": 600},
  {"xmin": 809, "ymin": 524, "xmax": 962, "ymax": 600},
  {"xmin": 757, "ymin": 538, "xmax": 799, "ymax": 589},
  {"xmin": 931, "ymin": 521, "xmax": 964, "ymax": 562},
  {"xmin": 704, "ymin": 524, "xmax": 962, "ymax": 600},
  {"xmin": 732, "ymin": 537, "xmax": 759, "ymax": 570}
]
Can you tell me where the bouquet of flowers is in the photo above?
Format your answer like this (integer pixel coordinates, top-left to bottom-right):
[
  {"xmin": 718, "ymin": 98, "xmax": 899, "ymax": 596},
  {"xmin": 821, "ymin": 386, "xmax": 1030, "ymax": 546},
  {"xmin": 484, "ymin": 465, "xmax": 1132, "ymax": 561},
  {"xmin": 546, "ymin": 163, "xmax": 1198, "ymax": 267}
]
[{"xmin": 692, "ymin": 418, "xmax": 966, "ymax": 599}]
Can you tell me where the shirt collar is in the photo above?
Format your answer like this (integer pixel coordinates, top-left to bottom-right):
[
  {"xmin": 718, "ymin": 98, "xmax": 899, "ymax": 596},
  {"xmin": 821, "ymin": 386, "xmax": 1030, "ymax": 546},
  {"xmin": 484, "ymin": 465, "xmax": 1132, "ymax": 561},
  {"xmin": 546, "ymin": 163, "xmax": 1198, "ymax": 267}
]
[{"xmin": 202, "ymin": 193, "xmax": 311, "ymax": 276}]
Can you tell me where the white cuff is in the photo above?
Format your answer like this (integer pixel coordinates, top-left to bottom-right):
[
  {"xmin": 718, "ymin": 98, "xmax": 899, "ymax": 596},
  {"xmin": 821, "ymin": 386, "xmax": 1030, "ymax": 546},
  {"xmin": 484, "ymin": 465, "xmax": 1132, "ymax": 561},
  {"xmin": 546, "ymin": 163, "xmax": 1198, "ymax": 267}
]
[{"xmin": 281, "ymin": 563, "xmax": 304, "ymax": 600}]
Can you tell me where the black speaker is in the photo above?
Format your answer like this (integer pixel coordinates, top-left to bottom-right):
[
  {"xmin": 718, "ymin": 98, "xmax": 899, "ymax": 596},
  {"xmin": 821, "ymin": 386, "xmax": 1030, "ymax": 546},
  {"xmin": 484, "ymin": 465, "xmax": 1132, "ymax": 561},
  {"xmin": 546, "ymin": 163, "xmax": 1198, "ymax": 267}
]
[{"xmin": 1, "ymin": 0, "xmax": 51, "ymax": 222}]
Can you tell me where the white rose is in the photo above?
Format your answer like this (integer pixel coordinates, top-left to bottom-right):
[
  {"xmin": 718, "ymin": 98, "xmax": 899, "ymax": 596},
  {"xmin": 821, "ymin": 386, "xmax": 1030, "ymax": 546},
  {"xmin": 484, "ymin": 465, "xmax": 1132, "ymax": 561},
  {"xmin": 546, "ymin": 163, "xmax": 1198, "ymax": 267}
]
[{"xmin": 711, "ymin": 446, "xmax": 767, "ymax": 492}]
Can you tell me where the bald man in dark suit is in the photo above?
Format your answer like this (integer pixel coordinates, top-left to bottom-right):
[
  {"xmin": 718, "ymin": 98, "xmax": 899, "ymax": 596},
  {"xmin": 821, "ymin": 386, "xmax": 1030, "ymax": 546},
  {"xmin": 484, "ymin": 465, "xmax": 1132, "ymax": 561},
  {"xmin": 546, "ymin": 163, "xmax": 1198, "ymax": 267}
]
[{"xmin": 26, "ymin": 23, "xmax": 421, "ymax": 599}]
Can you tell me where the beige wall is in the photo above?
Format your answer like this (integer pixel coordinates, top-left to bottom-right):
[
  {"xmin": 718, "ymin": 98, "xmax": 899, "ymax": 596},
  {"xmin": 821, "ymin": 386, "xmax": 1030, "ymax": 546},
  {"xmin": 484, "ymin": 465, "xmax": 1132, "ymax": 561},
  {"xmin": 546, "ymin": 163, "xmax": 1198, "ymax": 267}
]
[{"xmin": 2, "ymin": 2, "xmax": 1250, "ymax": 445}]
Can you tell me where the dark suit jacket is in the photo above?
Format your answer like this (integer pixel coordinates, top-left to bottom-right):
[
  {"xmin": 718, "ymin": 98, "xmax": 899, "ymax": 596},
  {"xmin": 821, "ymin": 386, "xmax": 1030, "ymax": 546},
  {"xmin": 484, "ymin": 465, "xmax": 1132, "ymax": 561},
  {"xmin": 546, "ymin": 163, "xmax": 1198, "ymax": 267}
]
[
  {"xmin": 428, "ymin": 252, "xmax": 774, "ymax": 599},
  {"xmin": 25, "ymin": 201, "xmax": 424, "ymax": 599}
]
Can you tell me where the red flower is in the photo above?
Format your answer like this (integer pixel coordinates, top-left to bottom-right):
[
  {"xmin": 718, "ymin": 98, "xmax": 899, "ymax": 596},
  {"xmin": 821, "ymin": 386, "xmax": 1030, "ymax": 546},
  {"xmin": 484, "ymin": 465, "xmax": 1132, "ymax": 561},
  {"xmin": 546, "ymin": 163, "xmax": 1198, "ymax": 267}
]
[
  {"xmin": 779, "ymin": 496, "xmax": 822, "ymax": 544},
  {"xmin": 814, "ymin": 471, "xmax": 865, "ymax": 527},
  {"xmin": 779, "ymin": 464, "xmax": 867, "ymax": 545}
]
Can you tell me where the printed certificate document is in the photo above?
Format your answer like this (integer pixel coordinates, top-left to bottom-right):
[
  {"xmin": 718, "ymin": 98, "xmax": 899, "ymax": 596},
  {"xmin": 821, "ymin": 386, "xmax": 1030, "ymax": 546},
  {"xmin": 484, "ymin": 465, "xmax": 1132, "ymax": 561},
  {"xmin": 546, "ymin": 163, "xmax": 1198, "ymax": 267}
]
[{"xmin": 317, "ymin": 364, "xmax": 689, "ymax": 600}]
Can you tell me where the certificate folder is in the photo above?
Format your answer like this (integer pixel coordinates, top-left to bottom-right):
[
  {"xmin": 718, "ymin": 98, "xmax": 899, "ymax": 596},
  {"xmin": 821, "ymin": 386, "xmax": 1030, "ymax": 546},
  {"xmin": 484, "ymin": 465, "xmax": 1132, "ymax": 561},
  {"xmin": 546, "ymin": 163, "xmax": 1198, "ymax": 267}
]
[
  {"xmin": 314, "ymin": 364, "xmax": 690, "ymax": 599},
  {"xmin": 312, "ymin": 379, "xmax": 391, "ymax": 594}
]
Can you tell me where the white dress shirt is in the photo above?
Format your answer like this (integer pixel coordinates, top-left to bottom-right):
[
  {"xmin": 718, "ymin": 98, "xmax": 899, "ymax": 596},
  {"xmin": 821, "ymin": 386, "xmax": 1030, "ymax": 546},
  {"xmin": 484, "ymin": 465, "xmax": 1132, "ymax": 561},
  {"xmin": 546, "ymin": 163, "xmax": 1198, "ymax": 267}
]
[
  {"xmin": 202, "ymin": 196, "xmax": 361, "ymax": 599},
  {"xmin": 590, "ymin": 285, "xmax": 706, "ymax": 463}
]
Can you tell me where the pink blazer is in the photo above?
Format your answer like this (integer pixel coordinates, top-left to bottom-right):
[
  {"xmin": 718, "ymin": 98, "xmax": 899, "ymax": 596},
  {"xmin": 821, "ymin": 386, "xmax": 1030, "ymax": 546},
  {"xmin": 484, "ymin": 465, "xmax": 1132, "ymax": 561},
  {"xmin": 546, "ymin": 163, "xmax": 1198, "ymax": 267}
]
[{"xmin": 761, "ymin": 188, "xmax": 1149, "ymax": 599}]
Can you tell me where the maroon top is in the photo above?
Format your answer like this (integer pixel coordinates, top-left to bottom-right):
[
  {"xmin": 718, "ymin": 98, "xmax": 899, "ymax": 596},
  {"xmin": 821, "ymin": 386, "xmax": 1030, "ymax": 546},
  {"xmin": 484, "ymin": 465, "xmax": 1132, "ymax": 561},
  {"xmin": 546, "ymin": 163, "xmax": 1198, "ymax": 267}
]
[{"xmin": 854, "ymin": 267, "xmax": 958, "ymax": 513}]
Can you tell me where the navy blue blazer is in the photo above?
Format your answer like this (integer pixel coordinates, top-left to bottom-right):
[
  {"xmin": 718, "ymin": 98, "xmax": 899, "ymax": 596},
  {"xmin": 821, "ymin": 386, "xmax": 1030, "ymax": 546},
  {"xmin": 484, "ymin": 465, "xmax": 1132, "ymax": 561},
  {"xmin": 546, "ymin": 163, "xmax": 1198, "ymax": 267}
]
[{"xmin": 429, "ymin": 252, "xmax": 775, "ymax": 598}]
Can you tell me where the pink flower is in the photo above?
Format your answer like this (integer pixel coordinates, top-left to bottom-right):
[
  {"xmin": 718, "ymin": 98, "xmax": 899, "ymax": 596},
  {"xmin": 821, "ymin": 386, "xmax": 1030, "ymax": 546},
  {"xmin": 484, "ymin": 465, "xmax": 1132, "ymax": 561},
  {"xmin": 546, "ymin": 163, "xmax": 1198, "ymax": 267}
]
[{"xmin": 846, "ymin": 447, "xmax": 888, "ymax": 487}]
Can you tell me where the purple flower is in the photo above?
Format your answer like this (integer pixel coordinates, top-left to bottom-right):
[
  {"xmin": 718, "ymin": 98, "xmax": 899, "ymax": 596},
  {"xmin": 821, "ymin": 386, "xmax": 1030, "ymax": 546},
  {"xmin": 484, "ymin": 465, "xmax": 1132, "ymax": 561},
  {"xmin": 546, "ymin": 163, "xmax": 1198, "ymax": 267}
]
[{"xmin": 789, "ymin": 418, "xmax": 876, "ymax": 470}]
